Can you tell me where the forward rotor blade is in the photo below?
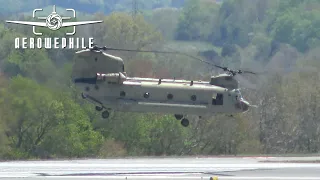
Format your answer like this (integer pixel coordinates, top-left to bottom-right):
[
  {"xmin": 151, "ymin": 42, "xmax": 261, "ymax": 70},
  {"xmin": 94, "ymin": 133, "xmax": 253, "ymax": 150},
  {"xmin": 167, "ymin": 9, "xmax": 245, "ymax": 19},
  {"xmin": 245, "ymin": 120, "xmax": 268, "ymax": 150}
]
[
  {"xmin": 234, "ymin": 75, "xmax": 257, "ymax": 90},
  {"xmin": 241, "ymin": 70, "xmax": 257, "ymax": 75},
  {"xmin": 250, "ymin": 105, "xmax": 259, "ymax": 108}
]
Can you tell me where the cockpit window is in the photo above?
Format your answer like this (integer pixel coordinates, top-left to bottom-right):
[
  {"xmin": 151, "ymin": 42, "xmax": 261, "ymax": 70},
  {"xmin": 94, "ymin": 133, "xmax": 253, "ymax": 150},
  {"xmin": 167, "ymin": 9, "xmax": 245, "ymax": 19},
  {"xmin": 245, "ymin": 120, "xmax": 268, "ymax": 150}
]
[{"xmin": 235, "ymin": 89, "xmax": 243, "ymax": 100}]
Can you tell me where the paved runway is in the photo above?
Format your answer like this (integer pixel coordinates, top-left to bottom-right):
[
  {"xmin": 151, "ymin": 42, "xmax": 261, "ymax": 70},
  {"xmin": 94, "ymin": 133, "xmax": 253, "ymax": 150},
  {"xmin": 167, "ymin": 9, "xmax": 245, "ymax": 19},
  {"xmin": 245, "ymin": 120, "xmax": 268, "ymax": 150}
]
[{"xmin": 0, "ymin": 156, "xmax": 320, "ymax": 180}]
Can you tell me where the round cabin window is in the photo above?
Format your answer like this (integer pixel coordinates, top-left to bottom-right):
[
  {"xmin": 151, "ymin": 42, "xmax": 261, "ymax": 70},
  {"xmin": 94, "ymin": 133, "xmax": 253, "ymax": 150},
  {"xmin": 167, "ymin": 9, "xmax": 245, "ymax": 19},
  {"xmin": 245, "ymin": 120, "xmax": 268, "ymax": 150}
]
[
  {"xmin": 144, "ymin": 92, "xmax": 150, "ymax": 98},
  {"xmin": 167, "ymin": 93, "xmax": 173, "ymax": 100},
  {"xmin": 120, "ymin": 91, "xmax": 126, "ymax": 97},
  {"xmin": 191, "ymin": 95, "xmax": 196, "ymax": 101}
]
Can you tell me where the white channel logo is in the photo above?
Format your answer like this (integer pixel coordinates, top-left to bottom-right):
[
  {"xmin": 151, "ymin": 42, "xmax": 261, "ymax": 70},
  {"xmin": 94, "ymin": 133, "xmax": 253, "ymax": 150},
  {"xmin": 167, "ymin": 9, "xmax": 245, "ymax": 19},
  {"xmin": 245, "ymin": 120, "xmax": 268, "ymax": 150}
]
[
  {"xmin": 6, "ymin": 5, "xmax": 102, "ymax": 35},
  {"xmin": 5, "ymin": 5, "xmax": 103, "ymax": 49}
]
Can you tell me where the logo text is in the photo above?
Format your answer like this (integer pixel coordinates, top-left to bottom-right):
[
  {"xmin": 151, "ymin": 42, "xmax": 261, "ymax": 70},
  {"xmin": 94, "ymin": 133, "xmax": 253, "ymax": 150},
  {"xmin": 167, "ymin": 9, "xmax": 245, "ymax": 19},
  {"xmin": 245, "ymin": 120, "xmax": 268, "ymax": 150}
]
[{"xmin": 14, "ymin": 37, "xmax": 94, "ymax": 49}]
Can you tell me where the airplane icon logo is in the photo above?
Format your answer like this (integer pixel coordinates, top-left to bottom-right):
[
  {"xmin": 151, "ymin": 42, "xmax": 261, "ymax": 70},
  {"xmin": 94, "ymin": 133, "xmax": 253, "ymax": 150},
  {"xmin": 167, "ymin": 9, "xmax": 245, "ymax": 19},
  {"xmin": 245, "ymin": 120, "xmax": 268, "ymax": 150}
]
[{"xmin": 6, "ymin": 5, "xmax": 103, "ymax": 35}]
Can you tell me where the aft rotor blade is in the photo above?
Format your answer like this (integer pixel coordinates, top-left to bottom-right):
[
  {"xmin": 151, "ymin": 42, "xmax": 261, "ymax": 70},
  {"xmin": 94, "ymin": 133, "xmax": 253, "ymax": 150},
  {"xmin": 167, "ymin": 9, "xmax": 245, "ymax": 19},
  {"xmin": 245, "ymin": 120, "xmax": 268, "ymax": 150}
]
[
  {"xmin": 97, "ymin": 46, "xmax": 258, "ymax": 75},
  {"xmin": 103, "ymin": 47, "xmax": 222, "ymax": 68}
]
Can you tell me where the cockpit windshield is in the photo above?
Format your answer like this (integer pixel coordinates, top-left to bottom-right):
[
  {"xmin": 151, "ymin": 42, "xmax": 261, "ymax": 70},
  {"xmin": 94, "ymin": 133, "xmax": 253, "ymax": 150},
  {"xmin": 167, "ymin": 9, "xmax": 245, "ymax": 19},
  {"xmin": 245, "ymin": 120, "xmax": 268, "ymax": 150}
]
[{"xmin": 234, "ymin": 89, "xmax": 243, "ymax": 101}]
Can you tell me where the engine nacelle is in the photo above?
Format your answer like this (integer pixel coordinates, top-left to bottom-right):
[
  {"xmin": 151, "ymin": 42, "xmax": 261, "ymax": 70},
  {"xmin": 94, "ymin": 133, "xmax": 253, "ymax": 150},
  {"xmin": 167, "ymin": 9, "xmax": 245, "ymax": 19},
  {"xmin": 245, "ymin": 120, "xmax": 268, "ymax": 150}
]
[
  {"xmin": 210, "ymin": 74, "xmax": 238, "ymax": 89},
  {"xmin": 96, "ymin": 72, "xmax": 127, "ymax": 85}
]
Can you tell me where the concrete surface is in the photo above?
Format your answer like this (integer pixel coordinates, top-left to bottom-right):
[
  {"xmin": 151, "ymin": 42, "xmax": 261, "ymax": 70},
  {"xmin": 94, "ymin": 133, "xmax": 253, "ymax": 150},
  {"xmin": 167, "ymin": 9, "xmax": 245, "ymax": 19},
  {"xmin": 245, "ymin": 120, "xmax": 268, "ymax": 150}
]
[{"xmin": 0, "ymin": 156, "xmax": 319, "ymax": 180}]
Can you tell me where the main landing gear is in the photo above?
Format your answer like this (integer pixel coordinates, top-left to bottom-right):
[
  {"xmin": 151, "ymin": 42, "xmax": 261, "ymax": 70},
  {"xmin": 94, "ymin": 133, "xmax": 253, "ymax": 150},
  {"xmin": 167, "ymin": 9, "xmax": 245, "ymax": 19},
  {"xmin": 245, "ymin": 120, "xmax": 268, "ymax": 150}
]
[
  {"xmin": 174, "ymin": 114, "xmax": 189, "ymax": 127},
  {"xmin": 95, "ymin": 105, "xmax": 109, "ymax": 119}
]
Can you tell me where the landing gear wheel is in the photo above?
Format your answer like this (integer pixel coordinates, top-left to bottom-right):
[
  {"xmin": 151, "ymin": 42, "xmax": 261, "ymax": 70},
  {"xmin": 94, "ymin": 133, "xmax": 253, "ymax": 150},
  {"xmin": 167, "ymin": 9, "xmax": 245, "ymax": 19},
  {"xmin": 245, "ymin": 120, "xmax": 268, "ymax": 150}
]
[
  {"xmin": 181, "ymin": 118, "xmax": 189, "ymax": 127},
  {"xmin": 102, "ymin": 110, "xmax": 109, "ymax": 119},
  {"xmin": 174, "ymin": 114, "xmax": 183, "ymax": 120},
  {"xmin": 95, "ymin": 106, "xmax": 103, "ymax": 111}
]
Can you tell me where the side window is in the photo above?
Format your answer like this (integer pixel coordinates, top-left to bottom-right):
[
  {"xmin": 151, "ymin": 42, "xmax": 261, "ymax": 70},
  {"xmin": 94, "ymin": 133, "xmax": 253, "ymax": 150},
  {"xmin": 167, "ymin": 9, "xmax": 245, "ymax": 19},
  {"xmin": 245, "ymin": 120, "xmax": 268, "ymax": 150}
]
[
  {"xmin": 216, "ymin": 94, "xmax": 223, "ymax": 105},
  {"xmin": 212, "ymin": 98, "xmax": 216, "ymax": 105},
  {"xmin": 212, "ymin": 93, "xmax": 223, "ymax": 105}
]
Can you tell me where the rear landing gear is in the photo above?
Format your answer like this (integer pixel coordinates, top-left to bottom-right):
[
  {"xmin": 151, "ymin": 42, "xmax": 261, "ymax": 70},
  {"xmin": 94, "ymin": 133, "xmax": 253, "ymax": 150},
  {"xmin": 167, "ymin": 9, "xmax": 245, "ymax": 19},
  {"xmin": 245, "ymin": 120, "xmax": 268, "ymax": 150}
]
[
  {"xmin": 174, "ymin": 114, "xmax": 183, "ymax": 120},
  {"xmin": 95, "ymin": 106, "xmax": 103, "ymax": 111},
  {"xmin": 181, "ymin": 118, "xmax": 189, "ymax": 127},
  {"xmin": 174, "ymin": 114, "xmax": 189, "ymax": 127},
  {"xmin": 94, "ymin": 106, "xmax": 109, "ymax": 119},
  {"xmin": 102, "ymin": 110, "xmax": 109, "ymax": 119}
]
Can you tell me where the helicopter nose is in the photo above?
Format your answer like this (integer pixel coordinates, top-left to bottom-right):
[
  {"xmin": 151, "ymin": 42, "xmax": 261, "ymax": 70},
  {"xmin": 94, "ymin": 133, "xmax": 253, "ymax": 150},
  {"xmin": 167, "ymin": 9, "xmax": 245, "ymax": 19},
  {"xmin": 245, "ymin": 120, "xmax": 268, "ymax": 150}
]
[{"xmin": 240, "ymin": 100, "xmax": 250, "ymax": 112}]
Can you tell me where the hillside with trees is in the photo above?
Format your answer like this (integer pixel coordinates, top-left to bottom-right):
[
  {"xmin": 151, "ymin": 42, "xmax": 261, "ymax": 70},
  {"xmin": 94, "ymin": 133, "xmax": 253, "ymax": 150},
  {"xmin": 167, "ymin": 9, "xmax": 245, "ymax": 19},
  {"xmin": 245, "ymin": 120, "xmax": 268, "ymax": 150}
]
[{"xmin": 0, "ymin": 0, "xmax": 319, "ymax": 159}]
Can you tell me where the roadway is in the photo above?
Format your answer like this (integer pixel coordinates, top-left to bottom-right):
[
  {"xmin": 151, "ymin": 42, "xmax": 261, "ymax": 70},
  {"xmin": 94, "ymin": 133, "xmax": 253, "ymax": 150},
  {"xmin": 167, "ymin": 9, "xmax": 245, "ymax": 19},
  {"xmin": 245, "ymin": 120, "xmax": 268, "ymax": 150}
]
[{"xmin": 0, "ymin": 156, "xmax": 319, "ymax": 180}]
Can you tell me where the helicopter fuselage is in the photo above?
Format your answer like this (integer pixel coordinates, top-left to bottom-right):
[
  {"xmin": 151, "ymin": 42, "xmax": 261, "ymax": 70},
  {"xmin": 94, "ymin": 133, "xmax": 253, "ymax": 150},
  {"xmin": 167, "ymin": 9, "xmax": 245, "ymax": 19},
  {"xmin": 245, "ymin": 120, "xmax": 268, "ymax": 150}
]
[
  {"xmin": 77, "ymin": 75, "xmax": 249, "ymax": 116},
  {"xmin": 72, "ymin": 48, "xmax": 251, "ymax": 127}
]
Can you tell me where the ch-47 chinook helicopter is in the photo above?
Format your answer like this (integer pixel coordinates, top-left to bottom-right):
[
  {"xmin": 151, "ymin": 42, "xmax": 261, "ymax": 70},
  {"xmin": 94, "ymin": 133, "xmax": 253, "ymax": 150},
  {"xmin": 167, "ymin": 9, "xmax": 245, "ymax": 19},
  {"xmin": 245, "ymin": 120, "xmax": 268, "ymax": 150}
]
[{"xmin": 71, "ymin": 45, "xmax": 257, "ymax": 127}]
